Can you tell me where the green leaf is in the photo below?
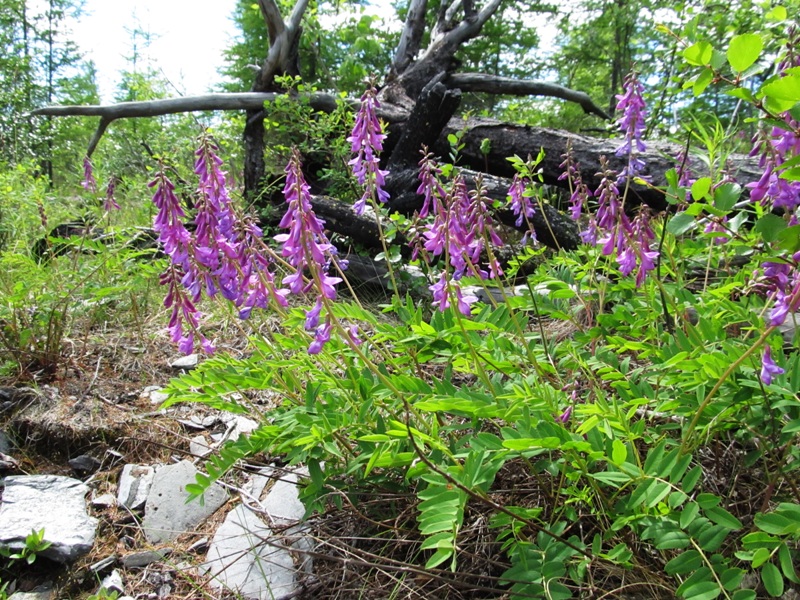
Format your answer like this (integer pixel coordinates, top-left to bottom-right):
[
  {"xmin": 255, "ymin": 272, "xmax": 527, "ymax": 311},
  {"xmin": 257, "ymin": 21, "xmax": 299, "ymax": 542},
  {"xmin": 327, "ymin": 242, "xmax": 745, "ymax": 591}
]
[
  {"xmin": 691, "ymin": 177, "xmax": 712, "ymax": 201},
  {"xmin": 713, "ymin": 182, "xmax": 741, "ymax": 211},
  {"xmin": 665, "ymin": 550, "xmax": 702, "ymax": 575},
  {"xmin": 681, "ymin": 580, "xmax": 722, "ymax": 600},
  {"xmin": 756, "ymin": 512, "xmax": 799, "ymax": 536},
  {"xmin": 752, "ymin": 547, "xmax": 772, "ymax": 568},
  {"xmin": 766, "ymin": 5, "xmax": 787, "ymax": 21},
  {"xmin": 732, "ymin": 591, "xmax": 756, "ymax": 600},
  {"xmin": 683, "ymin": 466, "xmax": 702, "ymax": 492},
  {"xmin": 681, "ymin": 502, "xmax": 700, "ymax": 529},
  {"xmin": 727, "ymin": 34, "xmax": 762, "ymax": 73},
  {"xmin": 655, "ymin": 530, "xmax": 691, "ymax": 550},
  {"xmin": 611, "ymin": 439, "xmax": 627, "ymax": 465},
  {"xmin": 761, "ymin": 74, "xmax": 800, "ymax": 113},
  {"xmin": 696, "ymin": 493, "xmax": 721, "ymax": 509},
  {"xmin": 696, "ymin": 524, "xmax": 729, "ymax": 552},
  {"xmin": 754, "ymin": 214, "xmax": 787, "ymax": 242},
  {"xmin": 777, "ymin": 225, "xmax": 800, "ymax": 253},
  {"xmin": 694, "ymin": 69, "xmax": 714, "ymax": 96},
  {"xmin": 761, "ymin": 562, "xmax": 784, "ymax": 597},
  {"xmin": 668, "ymin": 212, "xmax": 696, "ymax": 235},
  {"xmin": 705, "ymin": 506, "xmax": 743, "ymax": 530},
  {"xmin": 778, "ymin": 543, "xmax": 800, "ymax": 583},
  {"xmin": 726, "ymin": 87, "xmax": 756, "ymax": 102},
  {"xmin": 684, "ymin": 41, "xmax": 714, "ymax": 65}
]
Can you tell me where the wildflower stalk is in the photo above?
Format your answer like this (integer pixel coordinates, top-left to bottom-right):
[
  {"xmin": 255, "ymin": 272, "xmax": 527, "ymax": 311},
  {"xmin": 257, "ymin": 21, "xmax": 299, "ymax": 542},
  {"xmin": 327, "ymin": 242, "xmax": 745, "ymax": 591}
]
[{"xmin": 680, "ymin": 323, "xmax": 782, "ymax": 453}]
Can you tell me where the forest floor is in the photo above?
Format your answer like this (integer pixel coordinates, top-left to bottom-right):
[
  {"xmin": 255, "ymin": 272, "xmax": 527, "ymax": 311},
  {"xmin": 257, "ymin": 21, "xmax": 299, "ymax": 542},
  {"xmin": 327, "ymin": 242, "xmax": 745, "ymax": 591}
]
[{"xmin": 0, "ymin": 304, "xmax": 785, "ymax": 600}]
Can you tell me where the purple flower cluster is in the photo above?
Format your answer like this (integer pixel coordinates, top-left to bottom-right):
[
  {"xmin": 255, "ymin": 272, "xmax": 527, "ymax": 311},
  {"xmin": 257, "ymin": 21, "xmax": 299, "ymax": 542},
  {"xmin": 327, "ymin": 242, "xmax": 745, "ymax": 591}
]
[
  {"xmin": 348, "ymin": 85, "xmax": 389, "ymax": 214},
  {"xmin": 559, "ymin": 71, "xmax": 658, "ymax": 287},
  {"xmin": 748, "ymin": 51, "xmax": 800, "ymax": 219},
  {"xmin": 589, "ymin": 158, "xmax": 657, "ymax": 287},
  {"xmin": 415, "ymin": 154, "xmax": 502, "ymax": 314},
  {"xmin": 749, "ymin": 252, "xmax": 800, "ymax": 384},
  {"xmin": 508, "ymin": 173, "xmax": 536, "ymax": 233},
  {"xmin": 104, "ymin": 177, "xmax": 120, "ymax": 211},
  {"xmin": 276, "ymin": 149, "xmax": 343, "ymax": 353},
  {"xmin": 82, "ymin": 156, "xmax": 120, "ymax": 212},
  {"xmin": 615, "ymin": 71, "xmax": 648, "ymax": 185},
  {"xmin": 148, "ymin": 135, "xmax": 290, "ymax": 354},
  {"xmin": 558, "ymin": 142, "xmax": 593, "ymax": 221},
  {"xmin": 81, "ymin": 156, "xmax": 97, "ymax": 193}
]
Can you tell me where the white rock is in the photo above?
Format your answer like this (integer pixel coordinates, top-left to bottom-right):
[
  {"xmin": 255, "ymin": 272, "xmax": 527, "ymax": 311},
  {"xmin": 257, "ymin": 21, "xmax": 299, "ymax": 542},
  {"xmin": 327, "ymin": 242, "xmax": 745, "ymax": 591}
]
[
  {"xmin": 170, "ymin": 354, "xmax": 199, "ymax": 369},
  {"xmin": 143, "ymin": 460, "xmax": 227, "ymax": 544},
  {"xmin": 189, "ymin": 435, "xmax": 213, "ymax": 458},
  {"xmin": 203, "ymin": 504, "xmax": 297, "ymax": 599},
  {"xmin": 117, "ymin": 464, "xmax": 156, "ymax": 511},
  {"xmin": 0, "ymin": 475, "xmax": 97, "ymax": 563}
]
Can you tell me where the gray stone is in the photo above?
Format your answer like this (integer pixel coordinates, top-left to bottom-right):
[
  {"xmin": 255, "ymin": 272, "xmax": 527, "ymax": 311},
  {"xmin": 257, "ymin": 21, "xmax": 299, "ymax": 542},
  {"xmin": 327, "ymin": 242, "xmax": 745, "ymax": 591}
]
[
  {"xmin": 121, "ymin": 548, "xmax": 172, "ymax": 569},
  {"xmin": 170, "ymin": 354, "xmax": 199, "ymax": 370},
  {"xmin": 8, "ymin": 585, "xmax": 53, "ymax": 600},
  {"xmin": 149, "ymin": 390, "xmax": 170, "ymax": 405},
  {"xmin": 89, "ymin": 555, "xmax": 117, "ymax": 573},
  {"xmin": 261, "ymin": 470, "xmax": 306, "ymax": 524},
  {"xmin": 203, "ymin": 504, "xmax": 297, "ymax": 599},
  {"xmin": 143, "ymin": 460, "xmax": 227, "ymax": 544},
  {"xmin": 117, "ymin": 464, "xmax": 156, "ymax": 511},
  {"xmin": 778, "ymin": 312, "xmax": 799, "ymax": 347},
  {"xmin": 68, "ymin": 454, "xmax": 101, "ymax": 475},
  {"xmin": 189, "ymin": 434, "xmax": 213, "ymax": 458},
  {"xmin": 92, "ymin": 493, "xmax": 117, "ymax": 509},
  {"xmin": 0, "ymin": 475, "xmax": 97, "ymax": 563}
]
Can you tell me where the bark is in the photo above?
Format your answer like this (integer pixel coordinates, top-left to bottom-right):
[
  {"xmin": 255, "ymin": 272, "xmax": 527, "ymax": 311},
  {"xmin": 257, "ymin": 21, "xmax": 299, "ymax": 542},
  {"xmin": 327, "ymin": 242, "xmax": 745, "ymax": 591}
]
[
  {"xmin": 432, "ymin": 119, "xmax": 762, "ymax": 210},
  {"xmin": 385, "ymin": 0, "xmax": 504, "ymax": 100},
  {"xmin": 445, "ymin": 73, "xmax": 611, "ymax": 120},
  {"xmin": 244, "ymin": 0, "xmax": 308, "ymax": 197},
  {"xmin": 32, "ymin": 93, "xmax": 762, "ymax": 211}
]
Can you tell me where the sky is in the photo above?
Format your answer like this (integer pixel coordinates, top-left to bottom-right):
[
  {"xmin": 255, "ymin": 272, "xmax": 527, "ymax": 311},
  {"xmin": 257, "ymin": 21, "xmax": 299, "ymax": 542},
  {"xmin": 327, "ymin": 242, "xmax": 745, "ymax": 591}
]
[{"xmin": 70, "ymin": 0, "xmax": 240, "ymax": 102}]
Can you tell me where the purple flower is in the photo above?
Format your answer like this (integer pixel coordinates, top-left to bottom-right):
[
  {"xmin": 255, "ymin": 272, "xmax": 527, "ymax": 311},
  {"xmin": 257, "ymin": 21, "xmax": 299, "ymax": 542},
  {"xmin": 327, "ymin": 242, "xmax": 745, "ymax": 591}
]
[
  {"xmin": 161, "ymin": 265, "xmax": 213, "ymax": 355},
  {"xmin": 348, "ymin": 85, "xmax": 390, "ymax": 213},
  {"xmin": 305, "ymin": 298, "xmax": 323, "ymax": 331},
  {"xmin": 747, "ymin": 48, "xmax": 800, "ymax": 214},
  {"xmin": 308, "ymin": 319, "xmax": 333, "ymax": 355},
  {"xmin": 149, "ymin": 169, "xmax": 193, "ymax": 271},
  {"xmin": 417, "ymin": 150, "xmax": 446, "ymax": 219},
  {"xmin": 615, "ymin": 71, "xmax": 648, "ymax": 184},
  {"xmin": 104, "ymin": 176, "xmax": 120, "ymax": 211},
  {"xmin": 508, "ymin": 174, "xmax": 535, "ymax": 228},
  {"xmin": 429, "ymin": 270, "xmax": 477, "ymax": 316},
  {"xmin": 760, "ymin": 346, "xmax": 784, "ymax": 385},
  {"xmin": 559, "ymin": 142, "xmax": 592, "ymax": 221},
  {"xmin": 82, "ymin": 156, "xmax": 97, "ymax": 193}
]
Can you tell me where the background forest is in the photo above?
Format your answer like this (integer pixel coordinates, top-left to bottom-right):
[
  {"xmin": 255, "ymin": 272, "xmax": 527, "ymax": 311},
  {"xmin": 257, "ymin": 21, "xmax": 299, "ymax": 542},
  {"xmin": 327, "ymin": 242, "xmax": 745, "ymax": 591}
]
[{"xmin": 1, "ymin": 0, "xmax": 800, "ymax": 598}]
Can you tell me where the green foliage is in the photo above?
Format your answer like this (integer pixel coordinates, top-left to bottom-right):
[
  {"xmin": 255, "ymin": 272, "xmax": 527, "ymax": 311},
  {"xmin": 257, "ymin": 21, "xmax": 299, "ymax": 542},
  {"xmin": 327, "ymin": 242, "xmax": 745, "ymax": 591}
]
[{"xmin": 0, "ymin": 528, "xmax": 52, "ymax": 565}]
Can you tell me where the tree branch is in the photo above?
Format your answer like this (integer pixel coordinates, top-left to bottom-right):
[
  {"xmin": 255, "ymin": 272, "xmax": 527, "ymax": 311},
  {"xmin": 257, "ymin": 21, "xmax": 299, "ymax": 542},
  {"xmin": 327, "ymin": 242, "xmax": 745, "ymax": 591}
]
[
  {"xmin": 257, "ymin": 0, "xmax": 285, "ymax": 45},
  {"xmin": 391, "ymin": 0, "xmax": 428, "ymax": 76},
  {"xmin": 446, "ymin": 73, "xmax": 611, "ymax": 120}
]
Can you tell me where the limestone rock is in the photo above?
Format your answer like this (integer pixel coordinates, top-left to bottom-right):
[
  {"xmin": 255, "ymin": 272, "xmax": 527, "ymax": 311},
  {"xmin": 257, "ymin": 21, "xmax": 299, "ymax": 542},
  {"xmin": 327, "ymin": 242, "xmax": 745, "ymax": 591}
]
[
  {"xmin": 0, "ymin": 475, "xmax": 97, "ymax": 563},
  {"xmin": 117, "ymin": 464, "xmax": 156, "ymax": 511},
  {"xmin": 143, "ymin": 460, "xmax": 227, "ymax": 544},
  {"xmin": 203, "ymin": 504, "xmax": 297, "ymax": 599}
]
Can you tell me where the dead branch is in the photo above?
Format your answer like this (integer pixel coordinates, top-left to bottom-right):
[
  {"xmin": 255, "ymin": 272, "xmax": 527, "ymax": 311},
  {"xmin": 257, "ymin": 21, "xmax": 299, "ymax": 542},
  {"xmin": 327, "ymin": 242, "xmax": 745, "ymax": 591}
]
[{"xmin": 446, "ymin": 73, "xmax": 612, "ymax": 120}]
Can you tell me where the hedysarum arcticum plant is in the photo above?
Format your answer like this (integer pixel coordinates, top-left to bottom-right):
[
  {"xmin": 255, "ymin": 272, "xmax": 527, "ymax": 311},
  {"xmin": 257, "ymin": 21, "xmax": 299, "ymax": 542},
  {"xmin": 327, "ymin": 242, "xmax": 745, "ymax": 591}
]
[
  {"xmin": 560, "ymin": 70, "xmax": 658, "ymax": 288},
  {"xmin": 348, "ymin": 85, "xmax": 389, "ymax": 215},
  {"xmin": 276, "ymin": 148, "xmax": 343, "ymax": 353},
  {"xmin": 615, "ymin": 70, "xmax": 648, "ymax": 185}
]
